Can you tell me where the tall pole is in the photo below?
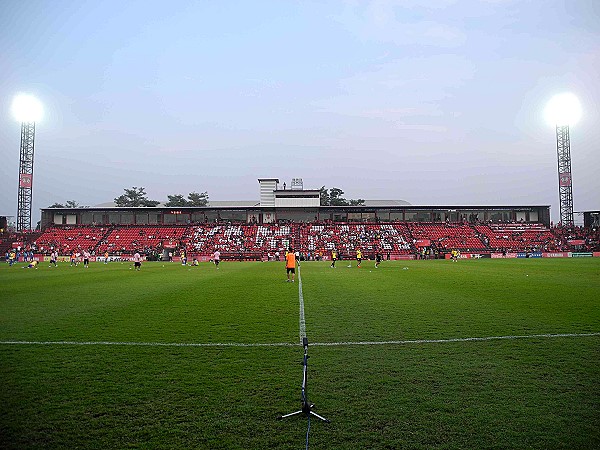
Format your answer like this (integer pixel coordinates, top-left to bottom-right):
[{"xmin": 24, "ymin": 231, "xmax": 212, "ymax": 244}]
[
  {"xmin": 555, "ymin": 125, "xmax": 573, "ymax": 226},
  {"xmin": 17, "ymin": 121, "xmax": 36, "ymax": 232}
]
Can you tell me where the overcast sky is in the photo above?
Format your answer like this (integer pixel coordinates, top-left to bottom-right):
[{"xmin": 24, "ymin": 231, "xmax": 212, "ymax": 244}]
[{"xmin": 1, "ymin": 0, "xmax": 598, "ymax": 224}]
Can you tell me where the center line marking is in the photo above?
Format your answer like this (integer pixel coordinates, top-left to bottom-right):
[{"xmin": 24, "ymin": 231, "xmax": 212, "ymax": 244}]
[{"xmin": 298, "ymin": 265, "xmax": 307, "ymax": 344}]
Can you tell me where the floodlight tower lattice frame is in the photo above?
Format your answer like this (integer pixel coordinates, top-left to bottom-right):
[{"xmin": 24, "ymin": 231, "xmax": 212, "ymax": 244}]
[
  {"xmin": 17, "ymin": 121, "xmax": 36, "ymax": 232},
  {"xmin": 555, "ymin": 125, "xmax": 574, "ymax": 227}
]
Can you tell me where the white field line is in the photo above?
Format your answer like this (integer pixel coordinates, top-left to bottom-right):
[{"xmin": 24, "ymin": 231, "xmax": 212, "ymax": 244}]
[
  {"xmin": 298, "ymin": 264, "xmax": 307, "ymax": 344},
  {"xmin": 1, "ymin": 333, "xmax": 598, "ymax": 349},
  {"xmin": 0, "ymin": 340, "xmax": 295, "ymax": 348},
  {"xmin": 311, "ymin": 332, "xmax": 600, "ymax": 346}
]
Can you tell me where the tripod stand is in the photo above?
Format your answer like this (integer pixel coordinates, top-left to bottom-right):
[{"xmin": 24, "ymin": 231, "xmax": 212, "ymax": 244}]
[{"xmin": 277, "ymin": 337, "xmax": 330, "ymax": 424}]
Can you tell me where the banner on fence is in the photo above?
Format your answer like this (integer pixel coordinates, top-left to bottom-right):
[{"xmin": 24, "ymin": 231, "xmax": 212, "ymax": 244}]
[
  {"xmin": 393, "ymin": 255, "xmax": 415, "ymax": 260},
  {"xmin": 542, "ymin": 252, "xmax": 571, "ymax": 258}
]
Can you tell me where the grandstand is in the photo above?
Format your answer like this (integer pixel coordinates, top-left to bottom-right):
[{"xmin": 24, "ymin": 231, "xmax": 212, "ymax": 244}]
[
  {"xmin": 94, "ymin": 226, "xmax": 186, "ymax": 255},
  {"xmin": 297, "ymin": 222, "xmax": 413, "ymax": 257},
  {"xmin": 2, "ymin": 179, "xmax": 598, "ymax": 260},
  {"xmin": 25, "ymin": 219, "xmax": 599, "ymax": 261}
]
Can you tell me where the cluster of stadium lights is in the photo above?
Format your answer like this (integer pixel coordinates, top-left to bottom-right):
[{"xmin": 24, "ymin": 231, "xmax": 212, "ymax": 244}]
[
  {"xmin": 9, "ymin": 92, "xmax": 582, "ymax": 230},
  {"xmin": 11, "ymin": 91, "xmax": 581, "ymax": 137},
  {"xmin": 544, "ymin": 93, "xmax": 582, "ymax": 127},
  {"xmin": 11, "ymin": 94, "xmax": 44, "ymax": 232},
  {"xmin": 544, "ymin": 93, "xmax": 582, "ymax": 226},
  {"xmin": 12, "ymin": 93, "xmax": 44, "ymax": 123}
]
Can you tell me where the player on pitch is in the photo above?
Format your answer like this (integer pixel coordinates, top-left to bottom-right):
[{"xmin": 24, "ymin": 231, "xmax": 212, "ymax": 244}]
[
  {"xmin": 356, "ymin": 248, "xmax": 363, "ymax": 268},
  {"xmin": 286, "ymin": 246, "xmax": 296, "ymax": 282},
  {"xmin": 330, "ymin": 249, "xmax": 337, "ymax": 268}
]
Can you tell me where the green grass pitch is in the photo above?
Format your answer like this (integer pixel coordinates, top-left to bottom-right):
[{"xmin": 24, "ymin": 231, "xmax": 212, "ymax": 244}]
[{"xmin": 1, "ymin": 258, "xmax": 599, "ymax": 449}]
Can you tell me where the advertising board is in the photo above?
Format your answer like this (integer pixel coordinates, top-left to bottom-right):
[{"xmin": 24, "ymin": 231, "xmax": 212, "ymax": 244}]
[{"xmin": 542, "ymin": 252, "xmax": 571, "ymax": 258}]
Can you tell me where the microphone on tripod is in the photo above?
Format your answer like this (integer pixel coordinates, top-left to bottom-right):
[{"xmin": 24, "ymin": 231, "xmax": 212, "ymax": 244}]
[{"xmin": 277, "ymin": 337, "xmax": 330, "ymax": 424}]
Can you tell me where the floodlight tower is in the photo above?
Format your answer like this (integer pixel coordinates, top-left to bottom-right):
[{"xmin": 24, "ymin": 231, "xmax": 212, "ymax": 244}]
[
  {"xmin": 12, "ymin": 94, "xmax": 43, "ymax": 232},
  {"xmin": 545, "ymin": 93, "xmax": 582, "ymax": 227}
]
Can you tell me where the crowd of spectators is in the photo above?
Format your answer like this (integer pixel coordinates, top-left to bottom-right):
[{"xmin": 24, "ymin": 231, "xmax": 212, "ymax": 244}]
[
  {"xmin": 296, "ymin": 223, "xmax": 412, "ymax": 258},
  {"xmin": 549, "ymin": 224, "xmax": 600, "ymax": 252},
  {"xmin": 35, "ymin": 227, "xmax": 105, "ymax": 255},
  {"xmin": 4, "ymin": 220, "xmax": 599, "ymax": 260}
]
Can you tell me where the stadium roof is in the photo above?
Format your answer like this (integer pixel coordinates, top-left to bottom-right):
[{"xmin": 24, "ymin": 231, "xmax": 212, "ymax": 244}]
[
  {"xmin": 93, "ymin": 200, "xmax": 260, "ymax": 208},
  {"xmin": 362, "ymin": 200, "xmax": 412, "ymax": 207},
  {"xmin": 208, "ymin": 200, "xmax": 260, "ymax": 207},
  {"xmin": 91, "ymin": 199, "xmax": 412, "ymax": 208}
]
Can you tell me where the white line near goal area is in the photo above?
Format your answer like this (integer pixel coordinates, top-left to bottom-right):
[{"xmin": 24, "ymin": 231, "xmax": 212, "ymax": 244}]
[{"xmin": 1, "ymin": 333, "xmax": 598, "ymax": 349}]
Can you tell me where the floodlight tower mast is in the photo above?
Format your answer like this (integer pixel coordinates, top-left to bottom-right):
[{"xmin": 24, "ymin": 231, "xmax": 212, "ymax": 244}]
[
  {"xmin": 545, "ymin": 93, "xmax": 581, "ymax": 227},
  {"xmin": 12, "ymin": 94, "xmax": 42, "ymax": 232},
  {"xmin": 16, "ymin": 122, "xmax": 36, "ymax": 231},
  {"xmin": 555, "ymin": 125, "xmax": 574, "ymax": 226}
]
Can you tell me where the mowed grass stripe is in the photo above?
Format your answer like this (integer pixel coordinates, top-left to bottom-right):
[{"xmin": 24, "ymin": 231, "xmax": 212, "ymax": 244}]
[
  {"xmin": 2, "ymin": 258, "xmax": 598, "ymax": 344},
  {"xmin": 298, "ymin": 258, "xmax": 600, "ymax": 343},
  {"xmin": 0, "ymin": 261, "xmax": 300, "ymax": 344},
  {"xmin": 2, "ymin": 334, "xmax": 598, "ymax": 449}
]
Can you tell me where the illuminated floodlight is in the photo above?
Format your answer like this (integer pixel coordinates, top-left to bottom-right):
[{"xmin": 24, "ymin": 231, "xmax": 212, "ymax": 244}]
[
  {"xmin": 546, "ymin": 93, "xmax": 581, "ymax": 227},
  {"xmin": 12, "ymin": 93, "xmax": 43, "ymax": 231},
  {"xmin": 12, "ymin": 93, "xmax": 43, "ymax": 122},
  {"xmin": 545, "ymin": 93, "xmax": 581, "ymax": 126}
]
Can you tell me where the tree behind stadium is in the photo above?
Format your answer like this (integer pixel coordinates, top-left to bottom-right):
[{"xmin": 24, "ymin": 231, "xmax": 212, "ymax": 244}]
[
  {"xmin": 48, "ymin": 200, "xmax": 81, "ymax": 208},
  {"xmin": 320, "ymin": 186, "xmax": 364, "ymax": 206},
  {"xmin": 165, "ymin": 191, "xmax": 209, "ymax": 207},
  {"xmin": 114, "ymin": 187, "xmax": 160, "ymax": 207}
]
